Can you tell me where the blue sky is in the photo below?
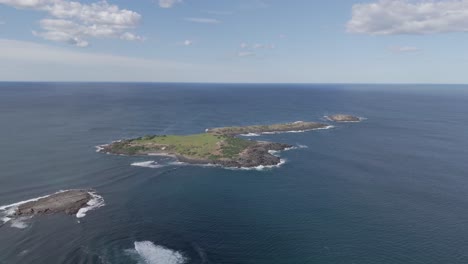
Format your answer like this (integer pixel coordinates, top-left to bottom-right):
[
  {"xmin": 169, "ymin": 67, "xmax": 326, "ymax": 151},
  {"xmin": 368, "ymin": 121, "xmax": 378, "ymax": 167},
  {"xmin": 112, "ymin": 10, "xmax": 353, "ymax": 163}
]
[{"xmin": 1, "ymin": 0, "xmax": 468, "ymax": 83}]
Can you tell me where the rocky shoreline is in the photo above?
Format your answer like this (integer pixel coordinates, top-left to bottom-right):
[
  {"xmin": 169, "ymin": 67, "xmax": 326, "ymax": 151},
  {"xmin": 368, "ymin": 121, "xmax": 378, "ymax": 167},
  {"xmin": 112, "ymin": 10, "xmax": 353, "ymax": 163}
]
[
  {"xmin": 175, "ymin": 141, "xmax": 291, "ymax": 168},
  {"xmin": 99, "ymin": 140, "xmax": 292, "ymax": 168},
  {"xmin": 0, "ymin": 189, "xmax": 105, "ymax": 229},
  {"xmin": 13, "ymin": 190, "xmax": 92, "ymax": 217},
  {"xmin": 206, "ymin": 121, "xmax": 329, "ymax": 136}
]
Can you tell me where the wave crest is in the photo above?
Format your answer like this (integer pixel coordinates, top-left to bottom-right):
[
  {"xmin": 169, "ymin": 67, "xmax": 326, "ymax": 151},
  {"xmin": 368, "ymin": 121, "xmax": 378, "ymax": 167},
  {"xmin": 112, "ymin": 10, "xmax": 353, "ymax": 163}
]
[
  {"xmin": 76, "ymin": 191, "xmax": 105, "ymax": 218},
  {"xmin": 128, "ymin": 241, "xmax": 186, "ymax": 264}
]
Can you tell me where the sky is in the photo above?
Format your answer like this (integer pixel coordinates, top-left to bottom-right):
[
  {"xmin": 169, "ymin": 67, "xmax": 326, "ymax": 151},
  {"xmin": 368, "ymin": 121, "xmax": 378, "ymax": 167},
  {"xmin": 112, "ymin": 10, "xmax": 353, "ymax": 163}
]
[{"xmin": 1, "ymin": 0, "xmax": 468, "ymax": 83}]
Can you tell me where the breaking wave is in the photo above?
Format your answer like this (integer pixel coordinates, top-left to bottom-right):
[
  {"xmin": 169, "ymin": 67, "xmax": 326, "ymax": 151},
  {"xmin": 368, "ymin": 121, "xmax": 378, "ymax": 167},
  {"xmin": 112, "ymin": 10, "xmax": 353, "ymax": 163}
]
[
  {"xmin": 284, "ymin": 144, "xmax": 309, "ymax": 151},
  {"xmin": 261, "ymin": 125, "xmax": 334, "ymax": 134},
  {"xmin": 76, "ymin": 191, "xmax": 105, "ymax": 218},
  {"xmin": 131, "ymin": 161, "xmax": 166, "ymax": 169},
  {"xmin": 9, "ymin": 217, "xmax": 31, "ymax": 229},
  {"xmin": 227, "ymin": 159, "xmax": 287, "ymax": 171},
  {"xmin": 127, "ymin": 241, "xmax": 186, "ymax": 264},
  {"xmin": 239, "ymin": 133, "xmax": 261, "ymax": 137}
]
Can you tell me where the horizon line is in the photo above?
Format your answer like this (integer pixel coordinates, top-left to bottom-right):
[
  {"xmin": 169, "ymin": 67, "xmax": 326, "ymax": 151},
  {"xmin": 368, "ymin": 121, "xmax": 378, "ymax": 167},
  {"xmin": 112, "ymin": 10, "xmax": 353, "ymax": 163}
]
[{"xmin": 0, "ymin": 81, "xmax": 467, "ymax": 86}]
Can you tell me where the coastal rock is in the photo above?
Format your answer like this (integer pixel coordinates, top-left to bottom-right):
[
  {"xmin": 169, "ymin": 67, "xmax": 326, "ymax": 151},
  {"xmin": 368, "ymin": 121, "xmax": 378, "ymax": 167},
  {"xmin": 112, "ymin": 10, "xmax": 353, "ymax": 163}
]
[
  {"xmin": 174, "ymin": 142, "xmax": 292, "ymax": 168},
  {"xmin": 14, "ymin": 190, "xmax": 92, "ymax": 216},
  {"xmin": 326, "ymin": 114, "xmax": 361, "ymax": 122}
]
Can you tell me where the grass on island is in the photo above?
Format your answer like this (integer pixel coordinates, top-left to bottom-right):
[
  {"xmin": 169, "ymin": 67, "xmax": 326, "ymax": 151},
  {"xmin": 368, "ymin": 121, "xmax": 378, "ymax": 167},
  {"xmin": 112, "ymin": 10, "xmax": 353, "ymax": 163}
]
[{"xmin": 124, "ymin": 133, "xmax": 255, "ymax": 160}]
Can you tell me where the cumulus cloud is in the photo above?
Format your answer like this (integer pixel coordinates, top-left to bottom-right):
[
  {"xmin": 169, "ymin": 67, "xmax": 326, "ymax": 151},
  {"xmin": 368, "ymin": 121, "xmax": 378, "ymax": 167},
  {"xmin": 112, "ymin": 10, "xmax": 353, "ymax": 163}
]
[
  {"xmin": 388, "ymin": 45, "xmax": 421, "ymax": 53},
  {"xmin": 347, "ymin": 0, "xmax": 468, "ymax": 35},
  {"xmin": 184, "ymin": 17, "xmax": 220, "ymax": 24},
  {"xmin": 158, "ymin": 0, "xmax": 181, "ymax": 8},
  {"xmin": 0, "ymin": 0, "xmax": 142, "ymax": 46}
]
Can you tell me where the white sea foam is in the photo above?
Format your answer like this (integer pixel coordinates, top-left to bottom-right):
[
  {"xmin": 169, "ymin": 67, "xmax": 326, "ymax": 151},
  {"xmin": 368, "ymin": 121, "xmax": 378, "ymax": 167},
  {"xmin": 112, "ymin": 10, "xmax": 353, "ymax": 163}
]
[
  {"xmin": 131, "ymin": 161, "xmax": 166, "ymax": 169},
  {"xmin": 284, "ymin": 144, "xmax": 309, "ymax": 151},
  {"xmin": 261, "ymin": 126, "xmax": 334, "ymax": 134},
  {"xmin": 268, "ymin": 150, "xmax": 281, "ymax": 155},
  {"xmin": 227, "ymin": 159, "xmax": 287, "ymax": 171},
  {"xmin": 76, "ymin": 191, "xmax": 105, "ymax": 218},
  {"xmin": 240, "ymin": 133, "xmax": 261, "ymax": 137},
  {"xmin": 10, "ymin": 217, "xmax": 31, "ymax": 229},
  {"xmin": 95, "ymin": 145, "xmax": 106, "ymax": 152},
  {"xmin": 129, "ymin": 241, "xmax": 186, "ymax": 264}
]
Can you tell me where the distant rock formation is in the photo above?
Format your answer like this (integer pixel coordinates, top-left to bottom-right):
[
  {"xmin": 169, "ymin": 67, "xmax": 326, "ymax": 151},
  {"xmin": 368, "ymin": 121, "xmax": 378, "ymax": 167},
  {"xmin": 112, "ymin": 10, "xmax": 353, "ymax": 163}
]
[{"xmin": 326, "ymin": 114, "xmax": 362, "ymax": 122}]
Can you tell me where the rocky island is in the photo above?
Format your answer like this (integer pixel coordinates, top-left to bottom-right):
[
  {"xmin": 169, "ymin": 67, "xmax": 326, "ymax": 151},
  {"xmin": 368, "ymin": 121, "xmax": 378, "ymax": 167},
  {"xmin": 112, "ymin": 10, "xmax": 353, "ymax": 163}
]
[
  {"xmin": 0, "ymin": 189, "xmax": 104, "ymax": 228},
  {"xmin": 14, "ymin": 190, "xmax": 92, "ymax": 216},
  {"xmin": 206, "ymin": 121, "xmax": 330, "ymax": 135},
  {"xmin": 99, "ymin": 121, "xmax": 330, "ymax": 168},
  {"xmin": 326, "ymin": 114, "xmax": 362, "ymax": 122},
  {"xmin": 100, "ymin": 134, "xmax": 291, "ymax": 168}
]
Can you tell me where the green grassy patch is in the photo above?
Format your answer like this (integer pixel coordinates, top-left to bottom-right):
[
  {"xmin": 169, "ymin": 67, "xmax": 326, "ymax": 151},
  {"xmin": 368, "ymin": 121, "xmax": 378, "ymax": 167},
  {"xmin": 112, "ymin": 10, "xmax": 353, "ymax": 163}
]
[
  {"xmin": 221, "ymin": 137, "xmax": 254, "ymax": 158},
  {"xmin": 127, "ymin": 133, "xmax": 253, "ymax": 160}
]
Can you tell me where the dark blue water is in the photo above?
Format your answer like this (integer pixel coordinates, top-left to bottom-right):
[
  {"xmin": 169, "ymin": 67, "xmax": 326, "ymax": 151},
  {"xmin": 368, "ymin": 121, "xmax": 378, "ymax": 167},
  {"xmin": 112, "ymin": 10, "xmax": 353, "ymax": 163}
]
[{"xmin": 1, "ymin": 83, "xmax": 468, "ymax": 264}]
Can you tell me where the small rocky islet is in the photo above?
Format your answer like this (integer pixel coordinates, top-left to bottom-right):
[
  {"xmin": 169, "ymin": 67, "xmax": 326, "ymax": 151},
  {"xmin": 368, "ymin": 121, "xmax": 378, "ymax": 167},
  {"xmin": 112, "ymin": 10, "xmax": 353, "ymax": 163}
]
[
  {"xmin": 0, "ymin": 189, "xmax": 103, "ymax": 229},
  {"xmin": 98, "ymin": 119, "xmax": 360, "ymax": 168},
  {"xmin": 326, "ymin": 114, "xmax": 362, "ymax": 122},
  {"xmin": 13, "ymin": 190, "xmax": 92, "ymax": 217}
]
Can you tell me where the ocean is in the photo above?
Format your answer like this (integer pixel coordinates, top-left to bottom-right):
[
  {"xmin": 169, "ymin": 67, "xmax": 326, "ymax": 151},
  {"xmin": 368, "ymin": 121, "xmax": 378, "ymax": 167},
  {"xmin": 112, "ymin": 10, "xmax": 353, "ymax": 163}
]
[{"xmin": 0, "ymin": 83, "xmax": 468, "ymax": 264}]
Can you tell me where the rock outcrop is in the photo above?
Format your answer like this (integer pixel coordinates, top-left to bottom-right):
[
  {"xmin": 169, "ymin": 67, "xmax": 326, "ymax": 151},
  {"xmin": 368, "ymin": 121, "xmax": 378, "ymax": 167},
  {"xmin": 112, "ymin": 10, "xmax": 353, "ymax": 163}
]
[
  {"xmin": 326, "ymin": 114, "xmax": 361, "ymax": 122},
  {"xmin": 14, "ymin": 190, "xmax": 92, "ymax": 216}
]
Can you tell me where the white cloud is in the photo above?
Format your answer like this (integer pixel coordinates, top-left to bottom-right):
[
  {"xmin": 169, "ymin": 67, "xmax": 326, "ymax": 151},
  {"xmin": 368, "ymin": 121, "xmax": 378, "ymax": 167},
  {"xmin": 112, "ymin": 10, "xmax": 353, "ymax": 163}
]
[
  {"xmin": 239, "ymin": 43, "xmax": 274, "ymax": 49},
  {"xmin": 237, "ymin": 51, "xmax": 255, "ymax": 57},
  {"xmin": 158, "ymin": 0, "xmax": 181, "ymax": 8},
  {"xmin": 0, "ymin": 0, "xmax": 142, "ymax": 46},
  {"xmin": 388, "ymin": 46, "xmax": 421, "ymax": 53},
  {"xmin": 120, "ymin": 32, "xmax": 145, "ymax": 41},
  {"xmin": 348, "ymin": 0, "xmax": 468, "ymax": 35},
  {"xmin": 184, "ymin": 17, "xmax": 220, "ymax": 24}
]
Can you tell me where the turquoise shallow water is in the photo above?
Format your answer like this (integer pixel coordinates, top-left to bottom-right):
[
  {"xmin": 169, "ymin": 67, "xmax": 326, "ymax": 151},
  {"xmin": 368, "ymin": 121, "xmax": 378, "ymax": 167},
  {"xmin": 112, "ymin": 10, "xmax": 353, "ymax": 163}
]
[{"xmin": 0, "ymin": 83, "xmax": 468, "ymax": 264}]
